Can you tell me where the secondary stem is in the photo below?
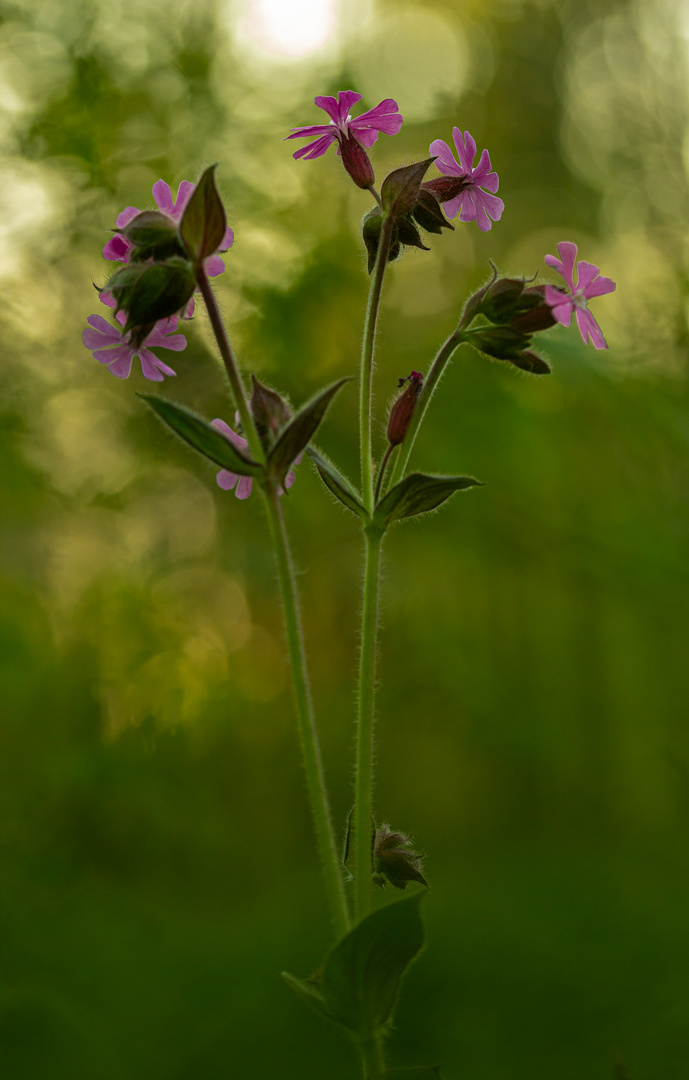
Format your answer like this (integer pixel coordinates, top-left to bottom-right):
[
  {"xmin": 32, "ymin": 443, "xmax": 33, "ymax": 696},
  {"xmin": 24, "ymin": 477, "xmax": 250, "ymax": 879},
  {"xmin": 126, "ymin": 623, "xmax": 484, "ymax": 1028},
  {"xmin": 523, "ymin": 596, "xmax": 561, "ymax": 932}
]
[
  {"xmin": 196, "ymin": 267, "xmax": 265, "ymax": 465},
  {"xmin": 374, "ymin": 444, "xmax": 395, "ymax": 505},
  {"xmin": 388, "ymin": 328, "xmax": 465, "ymax": 489},
  {"xmin": 360, "ymin": 215, "xmax": 394, "ymax": 515},
  {"xmin": 263, "ymin": 485, "xmax": 350, "ymax": 938},
  {"xmin": 359, "ymin": 1034, "xmax": 387, "ymax": 1079},
  {"xmin": 353, "ymin": 526, "xmax": 383, "ymax": 922}
]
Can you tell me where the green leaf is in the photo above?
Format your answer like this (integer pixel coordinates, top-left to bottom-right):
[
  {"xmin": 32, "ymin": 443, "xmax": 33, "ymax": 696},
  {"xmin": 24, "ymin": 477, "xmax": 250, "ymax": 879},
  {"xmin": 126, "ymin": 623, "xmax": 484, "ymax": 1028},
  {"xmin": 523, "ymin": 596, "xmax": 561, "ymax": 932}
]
[
  {"xmin": 267, "ymin": 378, "xmax": 351, "ymax": 489},
  {"xmin": 179, "ymin": 164, "xmax": 228, "ymax": 265},
  {"xmin": 139, "ymin": 395, "xmax": 262, "ymax": 477},
  {"xmin": 306, "ymin": 446, "xmax": 366, "ymax": 519},
  {"xmin": 385, "ymin": 1068, "xmax": 445, "ymax": 1079},
  {"xmin": 107, "ymin": 259, "xmax": 195, "ymax": 331},
  {"xmin": 319, "ymin": 894, "xmax": 425, "ymax": 1038},
  {"xmin": 381, "ymin": 158, "xmax": 435, "ymax": 219},
  {"xmin": 374, "ymin": 472, "xmax": 482, "ymax": 529},
  {"xmin": 281, "ymin": 971, "xmax": 337, "ymax": 1024}
]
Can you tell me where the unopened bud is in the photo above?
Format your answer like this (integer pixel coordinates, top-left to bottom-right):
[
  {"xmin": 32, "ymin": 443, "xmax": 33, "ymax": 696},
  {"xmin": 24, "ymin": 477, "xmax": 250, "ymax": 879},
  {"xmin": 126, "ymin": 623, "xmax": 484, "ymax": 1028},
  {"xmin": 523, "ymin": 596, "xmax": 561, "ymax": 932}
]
[
  {"xmin": 479, "ymin": 277, "xmax": 527, "ymax": 323},
  {"xmin": 372, "ymin": 823, "xmax": 428, "ymax": 890},
  {"xmin": 509, "ymin": 286, "xmax": 560, "ymax": 333},
  {"xmin": 340, "ymin": 131, "xmax": 375, "ymax": 190},
  {"xmin": 250, "ymin": 375, "xmax": 291, "ymax": 450},
  {"xmin": 387, "ymin": 371, "xmax": 423, "ymax": 446},
  {"xmin": 412, "ymin": 188, "xmax": 454, "ymax": 235}
]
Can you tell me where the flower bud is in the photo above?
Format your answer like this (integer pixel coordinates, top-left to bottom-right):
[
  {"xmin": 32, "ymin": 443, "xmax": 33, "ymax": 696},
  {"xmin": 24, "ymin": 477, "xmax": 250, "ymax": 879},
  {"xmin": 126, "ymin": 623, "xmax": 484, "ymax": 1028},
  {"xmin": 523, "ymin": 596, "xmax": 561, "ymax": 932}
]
[
  {"xmin": 373, "ymin": 823, "xmax": 428, "ymax": 890},
  {"xmin": 340, "ymin": 131, "xmax": 375, "ymax": 190},
  {"xmin": 387, "ymin": 371, "xmax": 423, "ymax": 446},
  {"xmin": 362, "ymin": 209, "xmax": 401, "ymax": 274},
  {"xmin": 478, "ymin": 277, "xmax": 527, "ymax": 323},
  {"xmin": 509, "ymin": 285, "xmax": 560, "ymax": 333},
  {"xmin": 469, "ymin": 325, "xmax": 531, "ymax": 361},
  {"xmin": 412, "ymin": 188, "xmax": 454, "ymax": 235},
  {"xmin": 250, "ymin": 375, "xmax": 291, "ymax": 451}
]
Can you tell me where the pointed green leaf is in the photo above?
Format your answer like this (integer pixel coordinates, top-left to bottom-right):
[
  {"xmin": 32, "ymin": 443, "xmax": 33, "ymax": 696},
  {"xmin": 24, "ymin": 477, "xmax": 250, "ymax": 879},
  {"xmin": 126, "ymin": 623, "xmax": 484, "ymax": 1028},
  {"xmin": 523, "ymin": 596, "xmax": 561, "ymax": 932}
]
[
  {"xmin": 374, "ymin": 472, "xmax": 482, "ymax": 529},
  {"xmin": 281, "ymin": 971, "xmax": 337, "ymax": 1024},
  {"xmin": 139, "ymin": 395, "xmax": 262, "ymax": 477},
  {"xmin": 267, "ymin": 378, "xmax": 351, "ymax": 489},
  {"xmin": 320, "ymin": 894, "xmax": 425, "ymax": 1038},
  {"xmin": 386, "ymin": 1068, "xmax": 445, "ymax": 1079},
  {"xmin": 381, "ymin": 158, "xmax": 435, "ymax": 219},
  {"xmin": 306, "ymin": 446, "xmax": 366, "ymax": 519},
  {"xmin": 180, "ymin": 164, "xmax": 227, "ymax": 265}
]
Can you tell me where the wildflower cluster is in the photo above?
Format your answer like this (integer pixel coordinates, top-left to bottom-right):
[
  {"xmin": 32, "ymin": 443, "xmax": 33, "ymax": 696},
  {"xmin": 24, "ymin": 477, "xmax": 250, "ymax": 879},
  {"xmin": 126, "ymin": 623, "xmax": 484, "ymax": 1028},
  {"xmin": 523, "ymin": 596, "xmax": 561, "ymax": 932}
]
[{"xmin": 83, "ymin": 85, "xmax": 618, "ymax": 1080}]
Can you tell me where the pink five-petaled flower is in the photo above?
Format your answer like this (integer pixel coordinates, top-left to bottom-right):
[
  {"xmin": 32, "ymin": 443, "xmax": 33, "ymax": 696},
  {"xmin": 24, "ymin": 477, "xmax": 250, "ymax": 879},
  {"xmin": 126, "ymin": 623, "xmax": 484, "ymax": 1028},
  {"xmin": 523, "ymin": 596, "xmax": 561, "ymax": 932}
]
[
  {"xmin": 211, "ymin": 419, "xmax": 302, "ymax": 501},
  {"xmin": 427, "ymin": 127, "xmax": 504, "ymax": 232},
  {"xmin": 286, "ymin": 90, "xmax": 403, "ymax": 161},
  {"xmin": 544, "ymin": 242, "xmax": 616, "ymax": 350},
  {"xmin": 102, "ymin": 180, "xmax": 234, "ymax": 278},
  {"xmin": 82, "ymin": 292, "xmax": 186, "ymax": 381}
]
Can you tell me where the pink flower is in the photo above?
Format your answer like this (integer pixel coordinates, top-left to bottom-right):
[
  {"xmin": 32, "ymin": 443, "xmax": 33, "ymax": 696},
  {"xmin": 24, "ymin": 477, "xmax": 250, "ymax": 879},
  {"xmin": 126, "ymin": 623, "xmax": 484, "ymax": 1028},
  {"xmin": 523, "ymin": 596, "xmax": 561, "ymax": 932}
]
[
  {"xmin": 286, "ymin": 91, "xmax": 403, "ymax": 160},
  {"xmin": 427, "ymin": 127, "xmax": 504, "ymax": 232},
  {"xmin": 211, "ymin": 418, "xmax": 301, "ymax": 500},
  {"xmin": 82, "ymin": 293, "xmax": 186, "ymax": 380},
  {"xmin": 102, "ymin": 180, "xmax": 234, "ymax": 279},
  {"xmin": 544, "ymin": 242, "xmax": 616, "ymax": 350}
]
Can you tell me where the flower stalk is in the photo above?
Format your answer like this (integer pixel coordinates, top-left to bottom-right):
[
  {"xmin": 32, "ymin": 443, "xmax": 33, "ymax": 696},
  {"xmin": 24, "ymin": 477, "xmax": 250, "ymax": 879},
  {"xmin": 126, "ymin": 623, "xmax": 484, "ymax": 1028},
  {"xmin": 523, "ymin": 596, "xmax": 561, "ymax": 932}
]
[
  {"xmin": 263, "ymin": 483, "xmax": 350, "ymax": 937},
  {"xmin": 360, "ymin": 213, "xmax": 395, "ymax": 514}
]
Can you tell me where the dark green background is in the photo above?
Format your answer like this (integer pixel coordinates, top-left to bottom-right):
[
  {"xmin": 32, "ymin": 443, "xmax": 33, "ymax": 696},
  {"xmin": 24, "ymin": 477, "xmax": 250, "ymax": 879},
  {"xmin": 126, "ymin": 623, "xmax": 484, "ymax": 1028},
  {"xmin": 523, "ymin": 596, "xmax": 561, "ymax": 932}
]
[{"xmin": 1, "ymin": 0, "xmax": 688, "ymax": 1076}]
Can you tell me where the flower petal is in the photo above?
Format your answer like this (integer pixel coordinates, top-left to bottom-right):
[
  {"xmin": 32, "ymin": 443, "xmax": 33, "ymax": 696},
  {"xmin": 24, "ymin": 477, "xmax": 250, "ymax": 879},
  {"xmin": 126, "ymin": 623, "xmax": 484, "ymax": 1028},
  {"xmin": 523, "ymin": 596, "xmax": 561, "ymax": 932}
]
[
  {"xmin": 152, "ymin": 180, "xmax": 174, "ymax": 214},
  {"xmin": 172, "ymin": 181, "xmax": 195, "ymax": 217},
  {"xmin": 352, "ymin": 98, "xmax": 403, "ymax": 137},
  {"xmin": 576, "ymin": 308, "xmax": 608, "ymax": 349},
  {"xmin": 216, "ymin": 469, "xmax": 239, "ymax": 491},
  {"xmin": 220, "ymin": 225, "xmax": 234, "ymax": 251},
  {"xmin": 147, "ymin": 328, "xmax": 187, "ymax": 351},
  {"xmin": 85, "ymin": 313, "xmax": 121, "ymax": 339},
  {"xmin": 584, "ymin": 274, "xmax": 616, "ymax": 299},
  {"xmin": 313, "ymin": 95, "xmax": 342, "ymax": 123},
  {"xmin": 575, "ymin": 261, "xmax": 600, "ymax": 292},
  {"xmin": 546, "ymin": 242, "xmax": 578, "ymax": 292},
  {"xmin": 286, "ymin": 123, "xmax": 336, "ymax": 140},
  {"xmin": 102, "ymin": 234, "xmax": 132, "ymax": 262},
  {"xmin": 292, "ymin": 133, "xmax": 337, "ymax": 160},
  {"xmin": 105, "ymin": 349, "xmax": 134, "ymax": 378},
  {"xmin": 204, "ymin": 254, "xmax": 226, "ymax": 277},
  {"xmin": 211, "ymin": 419, "xmax": 249, "ymax": 452},
  {"xmin": 115, "ymin": 206, "xmax": 140, "ymax": 229},
  {"xmin": 138, "ymin": 347, "xmax": 176, "ymax": 380},
  {"xmin": 453, "ymin": 128, "xmax": 476, "ymax": 173},
  {"xmin": 235, "ymin": 475, "xmax": 253, "ymax": 500},
  {"xmin": 92, "ymin": 343, "xmax": 131, "ymax": 365},
  {"xmin": 429, "ymin": 138, "xmax": 461, "ymax": 176}
]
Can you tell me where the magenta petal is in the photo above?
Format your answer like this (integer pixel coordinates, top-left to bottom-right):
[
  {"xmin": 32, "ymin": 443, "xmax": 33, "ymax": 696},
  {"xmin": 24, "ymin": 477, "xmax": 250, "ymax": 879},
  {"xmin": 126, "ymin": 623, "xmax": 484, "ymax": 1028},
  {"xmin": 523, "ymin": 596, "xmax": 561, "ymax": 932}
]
[
  {"xmin": 211, "ymin": 419, "xmax": 249, "ymax": 453},
  {"xmin": 353, "ymin": 98, "xmax": 403, "ymax": 135},
  {"xmin": 453, "ymin": 128, "xmax": 476, "ymax": 173},
  {"xmin": 293, "ymin": 133, "xmax": 336, "ymax": 160},
  {"xmin": 313, "ymin": 94, "xmax": 341, "ymax": 123},
  {"xmin": 152, "ymin": 180, "xmax": 174, "ymax": 214},
  {"xmin": 555, "ymin": 242, "xmax": 578, "ymax": 290},
  {"xmin": 105, "ymin": 349, "xmax": 134, "ymax": 378},
  {"xmin": 458, "ymin": 192, "xmax": 478, "ymax": 223},
  {"xmin": 235, "ymin": 476, "xmax": 253, "ymax": 500},
  {"xmin": 102, "ymin": 234, "xmax": 132, "ymax": 262},
  {"xmin": 148, "ymin": 329, "xmax": 187, "ymax": 351},
  {"xmin": 353, "ymin": 127, "xmax": 380, "ymax": 148},
  {"xmin": 575, "ymin": 261, "xmax": 600, "ymax": 292},
  {"xmin": 584, "ymin": 274, "xmax": 616, "ymax": 299},
  {"xmin": 115, "ymin": 206, "xmax": 140, "ymax": 229},
  {"xmin": 138, "ymin": 348, "xmax": 175, "ymax": 380},
  {"xmin": 220, "ymin": 225, "xmax": 234, "ymax": 250},
  {"xmin": 429, "ymin": 138, "xmax": 461, "ymax": 175},
  {"xmin": 442, "ymin": 193, "xmax": 462, "ymax": 219},
  {"xmin": 472, "ymin": 149, "xmax": 495, "ymax": 183},
  {"xmin": 204, "ymin": 254, "xmax": 225, "ymax": 277},
  {"xmin": 550, "ymin": 300, "xmax": 574, "ymax": 327},
  {"xmin": 173, "ymin": 181, "xmax": 195, "ymax": 217},
  {"xmin": 286, "ymin": 123, "xmax": 336, "ymax": 140},
  {"xmin": 479, "ymin": 191, "xmax": 504, "ymax": 221},
  {"xmin": 92, "ymin": 343, "xmax": 129, "ymax": 364},
  {"xmin": 284, "ymin": 469, "xmax": 296, "ymax": 489},
  {"xmin": 217, "ymin": 469, "xmax": 239, "ymax": 491},
  {"xmin": 335, "ymin": 90, "xmax": 362, "ymax": 119},
  {"xmin": 85, "ymin": 313, "xmax": 120, "ymax": 337},
  {"xmin": 576, "ymin": 308, "xmax": 608, "ymax": 349}
]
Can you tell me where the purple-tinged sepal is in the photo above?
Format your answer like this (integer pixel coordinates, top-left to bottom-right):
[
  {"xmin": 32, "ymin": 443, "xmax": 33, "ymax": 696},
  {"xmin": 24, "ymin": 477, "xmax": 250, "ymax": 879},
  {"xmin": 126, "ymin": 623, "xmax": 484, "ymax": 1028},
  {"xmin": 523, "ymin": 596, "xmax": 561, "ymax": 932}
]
[
  {"xmin": 339, "ymin": 130, "xmax": 375, "ymax": 190},
  {"xmin": 372, "ymin": 824, "xmax": 429, "ymax": 890},
  {"xmin": 387, "ymin": 371, "xmax": 424, "ymax": 447}
]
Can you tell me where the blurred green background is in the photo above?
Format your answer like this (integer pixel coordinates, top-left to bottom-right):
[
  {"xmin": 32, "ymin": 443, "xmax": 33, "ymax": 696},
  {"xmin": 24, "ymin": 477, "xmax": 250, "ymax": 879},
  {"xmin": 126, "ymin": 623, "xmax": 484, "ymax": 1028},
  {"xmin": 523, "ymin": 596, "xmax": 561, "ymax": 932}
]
[{"xmin": 2, "ymin": 0, "xmax": 688, "ymax": 1076}]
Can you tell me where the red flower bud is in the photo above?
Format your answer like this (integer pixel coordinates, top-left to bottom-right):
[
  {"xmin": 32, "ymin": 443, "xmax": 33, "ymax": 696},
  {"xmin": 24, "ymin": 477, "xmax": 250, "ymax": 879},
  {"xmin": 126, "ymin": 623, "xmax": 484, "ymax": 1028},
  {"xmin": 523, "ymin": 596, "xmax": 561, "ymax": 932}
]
[
  {"xmin": 387, "ymin": 371, "xmax": 423, "ymax": 447},
  {"xmin": 340, "ymin": 131, "xmax": 375, "ymax": 190}
]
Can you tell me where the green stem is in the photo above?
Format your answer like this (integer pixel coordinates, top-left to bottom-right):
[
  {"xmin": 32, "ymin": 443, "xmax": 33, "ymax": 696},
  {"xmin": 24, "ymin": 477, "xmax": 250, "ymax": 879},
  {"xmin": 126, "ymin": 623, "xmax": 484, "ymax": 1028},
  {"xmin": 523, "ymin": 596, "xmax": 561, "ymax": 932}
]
[
  {"xmin": 358, "ymin": 1034, "xmax": 387, "ymax": 1079},
  {"xmin": 196, "ymin": 267, "xmax": 265, "ymax": 465},
  {"xmin": 360, "ymin": 215, "xmax": 395, "ymax": 515},
  {"xmin": 263, "ymin": 484, "xmax": 350, "ymax": 938},
  {"xmin": 374, "ymin": 444, "xmax": 395, "ymax": 505},
  {"xmin": 353, "ymin": 526, "xmax": 384, "ymax": 921},
  {"xmin": 388, "ymin": 328, "xmax": 465, "ymax": 490}
]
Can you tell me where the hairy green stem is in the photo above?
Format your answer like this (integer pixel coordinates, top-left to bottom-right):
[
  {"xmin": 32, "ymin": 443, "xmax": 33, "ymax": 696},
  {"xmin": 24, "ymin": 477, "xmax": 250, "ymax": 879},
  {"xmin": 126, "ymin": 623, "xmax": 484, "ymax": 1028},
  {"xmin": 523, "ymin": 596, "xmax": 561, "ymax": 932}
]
[
  {"xmin": 359, "ymin": 1033, "xmax": 387, "ymax": 1079},
  {"xmin": 196, "ymin": 267, "xmax": 265, "ymax": 465},
  {"xmin": 263, "ymin": 485, "xmax": 350, "ymax": 937},
  {"xmin": 353, "ymin": 526, "xmax": 384, "ymax": 921},
  {"xmin": 388, "ymin": 328, "xmax": 466, "ymax": 490},
  {"xmin": 360, "ymin": 215, "xmax": 395, "ymax": 515},
  {"xmin": 374, "ymin": 444, "xmax": 395, "ymax": 505}
]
